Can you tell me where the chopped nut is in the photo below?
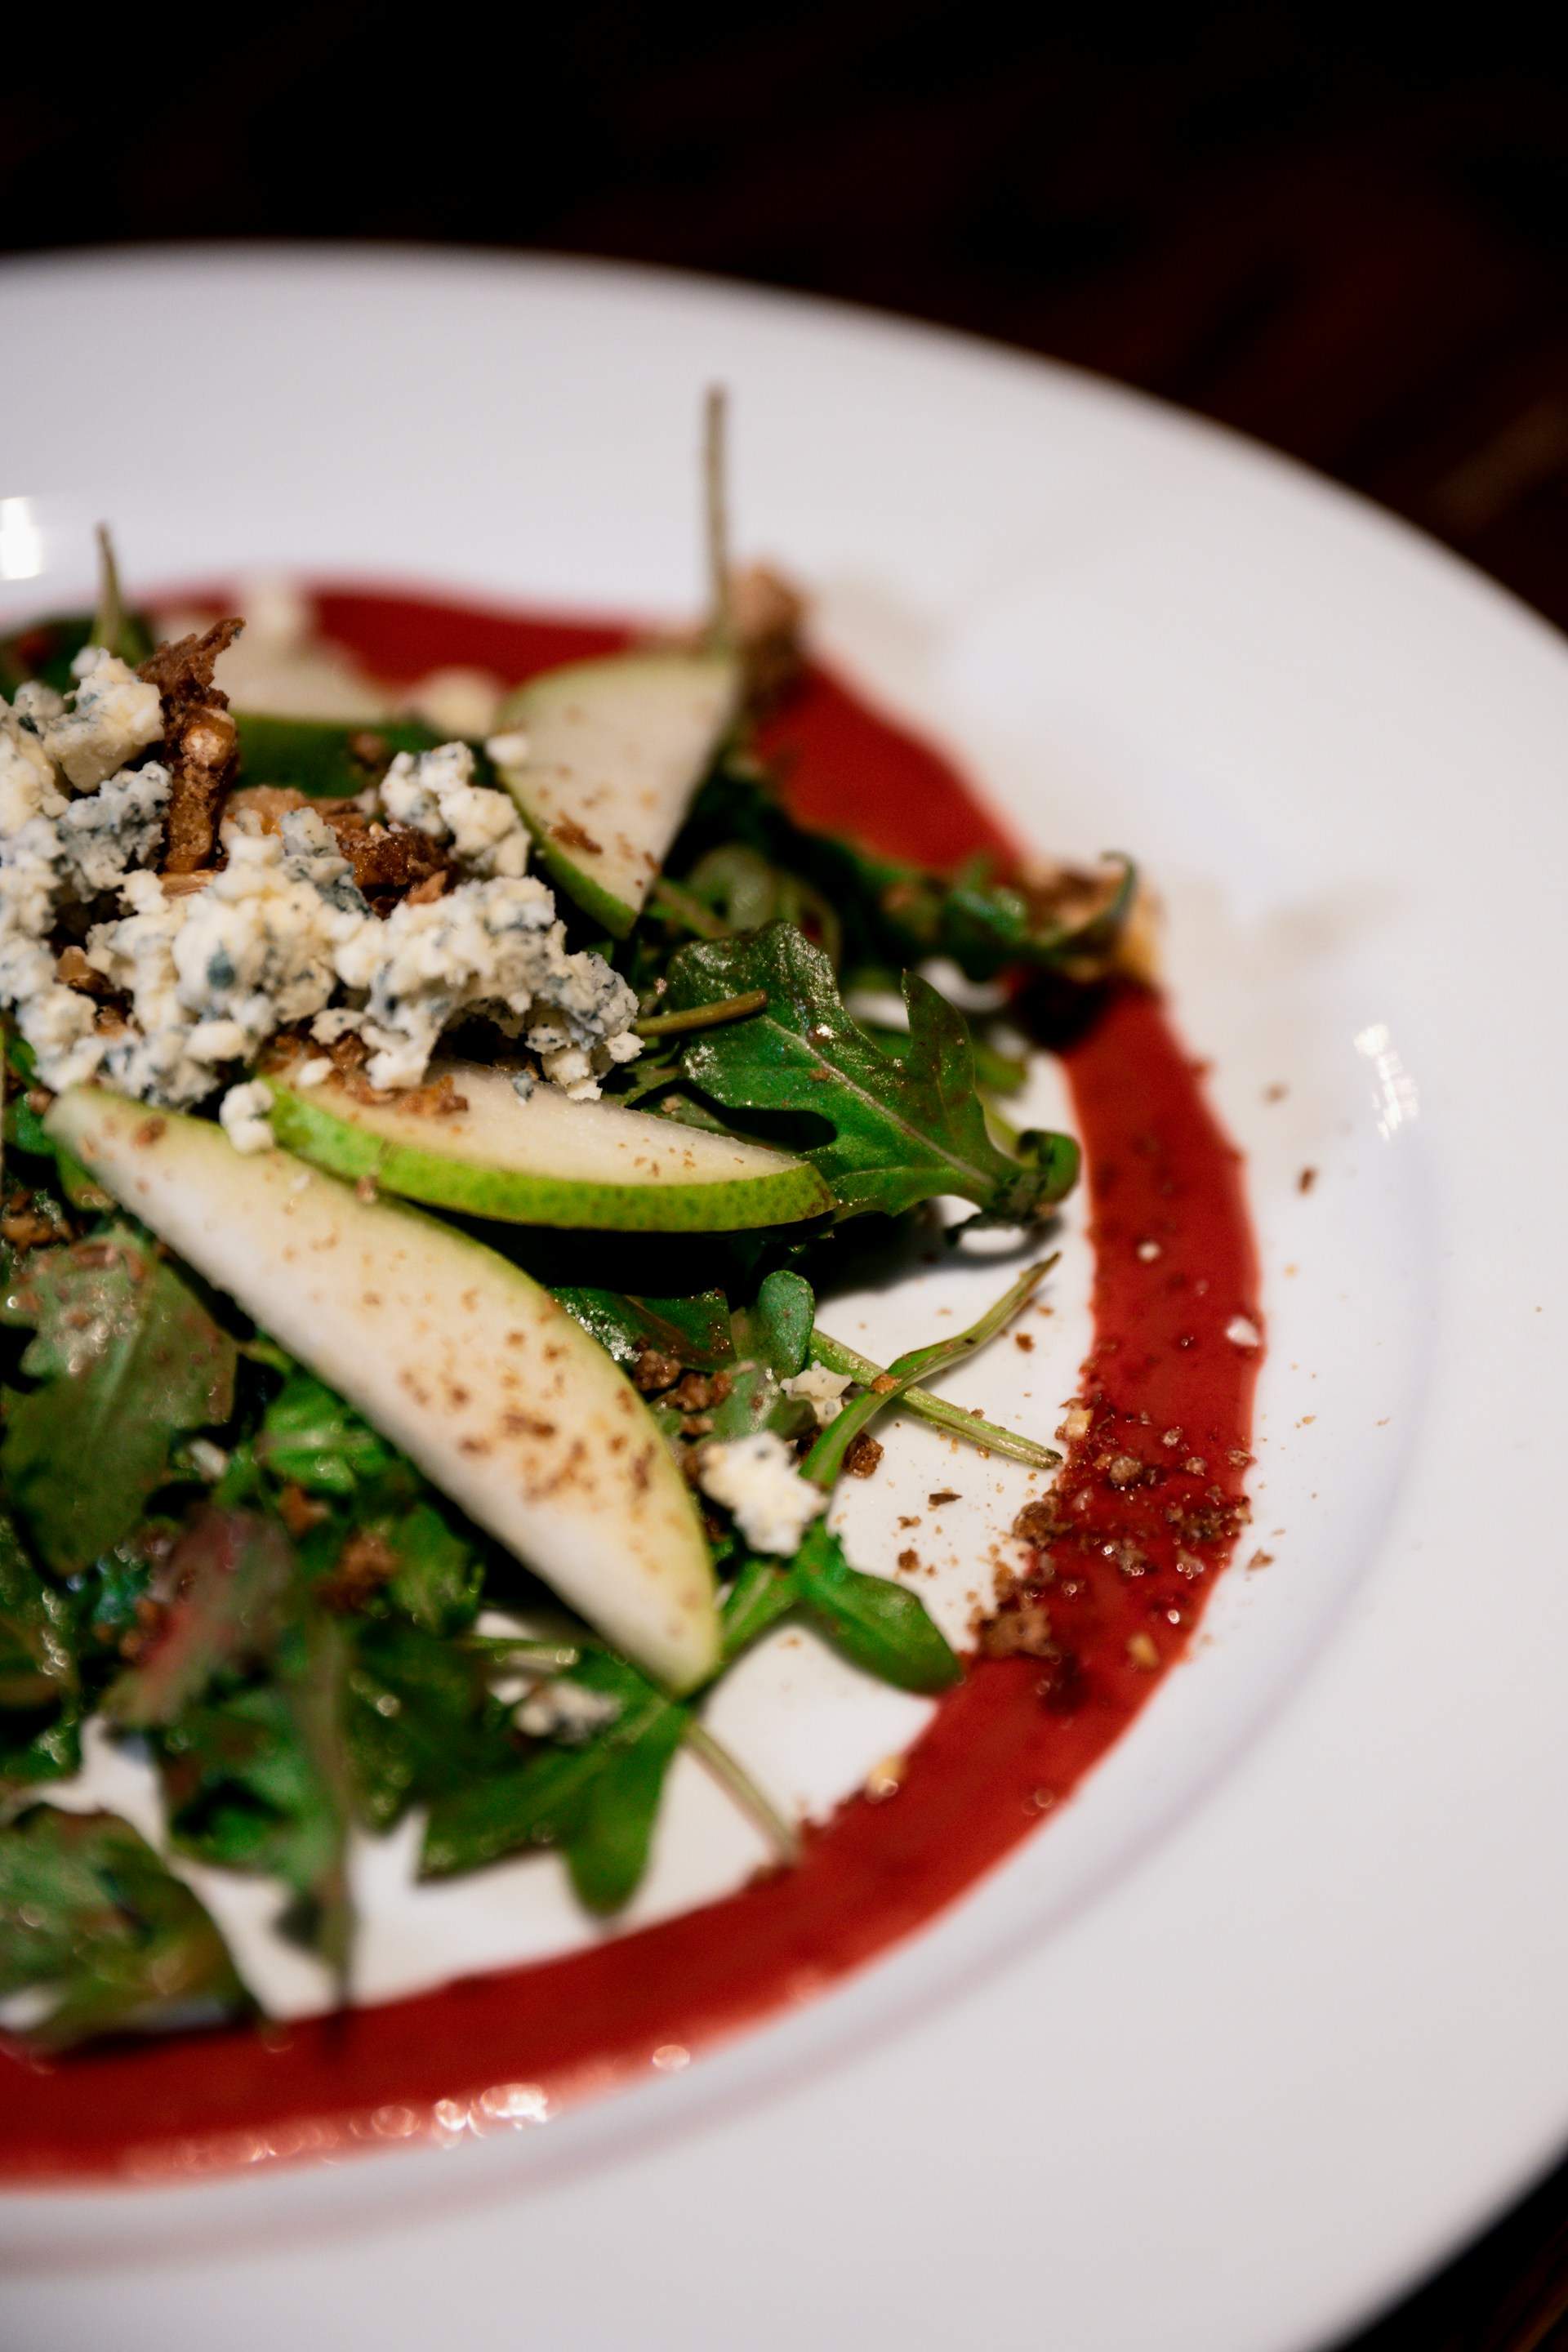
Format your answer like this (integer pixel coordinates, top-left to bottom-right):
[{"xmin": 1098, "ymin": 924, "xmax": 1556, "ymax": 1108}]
[
  {"xmin": 318, "ymin": 1528, "xmax": 397, "ymax": 1613},
  {"xmin": 1126, "ymin": 1632, "xmax": 1160, "ymax": 1670},
  {"xmin": 140, "ymin": 619, "xmax": 243, "ymax": 873},
  {"xmin": 843, "ymin": 1433, "xmax": 884, "ymax": 1479},
  {"xmin": 979, "ymin": 1597, "xmax": 1055, "ymax": 1658},
  {"xmin": 1012, "ymin": 1497, "xmax": 1060, "ymax": 1547},
  {"xmin": 275, "ymin": 1483, "xmax": 331, "ymax": 1538}
]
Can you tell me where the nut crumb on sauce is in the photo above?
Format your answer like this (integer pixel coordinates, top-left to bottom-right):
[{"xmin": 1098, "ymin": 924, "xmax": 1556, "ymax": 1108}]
[
  {"xmin": 978, "ymin": 1593, "xmax": 1055, "ymax": 1658},
  {"xmin": 1126, "ymin": 1632, "xmax": 1160, "ymax": 1670},
  {"xmin": 1012, "ymin": 1496, "xmax": 1060, "ymax": 1547},
  {"xmin": 864, "ymin": 1754, "xmax": 906, "ymax": 1803}
]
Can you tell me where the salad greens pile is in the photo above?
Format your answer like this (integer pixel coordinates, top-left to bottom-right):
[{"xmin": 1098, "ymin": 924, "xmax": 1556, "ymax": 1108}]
[{"xmin": 0, "ymin": 526, "xmax": 1136, "ymax": 2057}]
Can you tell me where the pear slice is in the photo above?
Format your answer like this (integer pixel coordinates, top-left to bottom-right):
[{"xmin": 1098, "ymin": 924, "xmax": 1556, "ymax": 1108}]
[
  {"xmin": 47, "ymin": 1087, "xmax": 720, "ymax": 1692},
  {"xmin": 490, "ymin": 649, "xmax": 740, "ymax": 936},
  {"xmin": 268, "ymin": 1060, "xmax": 831, "ymax": 1232}
]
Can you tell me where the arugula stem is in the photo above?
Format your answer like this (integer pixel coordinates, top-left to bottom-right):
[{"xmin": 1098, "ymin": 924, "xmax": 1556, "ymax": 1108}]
[
  {"xmin": 648, "ymin": 880, "xmax": 729, "ymax": 939},
  {"xmin": 684, "ymin": 1718, "xmax": 801, "ymax": 1864},
  {"xmin": 636, "ymin": 988, "xmax": 767, "ymax": 1039},
  {"xmin": 89, "ymin": 523, "xmax": 130, "ymax": 657},
  {"xmin": 462, "ymin": 1637, "xmax": 584, "ymax": 1675},
  {"xmin": 804, "ymin": 1257, "xmax": 1060, "ymax": 1489},
  {"xmin": 704, "ymin": 384, "xmax": 733, "ymax": 650},
  {"xmin": 808, "ymin": 1328, "xmax": 1061, "ymax": 1472}
]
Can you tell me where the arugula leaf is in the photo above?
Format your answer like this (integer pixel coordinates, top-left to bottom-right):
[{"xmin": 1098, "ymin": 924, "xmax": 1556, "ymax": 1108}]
[
  {"xmin": 0, "ymin": 612, "xmax": 97, "ymax": 698},
  {"xmin": 688, "ymin": 1361, "xmax": 813, "ymax": 1454},
  {"xmin": 551, "ymin": 1286, "xmax": 734, "ymax": 1373},
  {"xmin": 791, "ymin": 1521, "xmax": 960, "ymax": 1693},
  {"xmin": 720, "ymin": 1558, "xmax": 800, "ymax": 1660},
  {"xmin": 2, "ymin": 1087, "xmax": 53, "ymax": 1161},
  {"xmin": 564, "ymin": 1706, "xmax": 687, "ymax": 1912},
  {"xmin": 103, "ymin": 1509, "xmax": 295, "ymax": 1731},
  {"xmin": 420, "ymin": 1651, "xmax": 686, "ymax": 1912},
  {"xmin": 668, "ymin": 764, "xmax": 1137, "ymax": 984},
  {"xmin": 721, "ymin": 1529, "xmax": 960, "ymax": 1695},
  {"xmin": 155, "ymin": 1616, "xmax": 352, "ymax": 1982},
  {"xmin": 344, "ymin": 1618, "xmax": 512, "ymax": 1831},
  {"xmin": 234, "ymin": 712, "xmax": 455, "ymax": 799},
  {"xmin": 384, "ymin": 1502, "xmax": 483, "ymax": 1636},
  {"xmin": 0, "ymin": 1505, "xmax": 79, "ymax": 1786},
  {"xmin": 555, "ymin": 1272, "xmax": 816, "ymax": 1450},
  {"xmin": 0, "ymin": 1805, "xmax": 252, "ymax": 2053},
  {"xmin": 731, "ymin": 1267, "xmax": 813, "ymax": 1379},
  {"xmin": 1, "ymin": 1231, "xmax": 236, "ymax": 1575},
  {"xmin": 665, "ymin": 921, "xmax": 1078, "ymax": 1223},
  {"xmin": 252, "ymin": 1369, "xmax": 398, "ymax": 1495}
]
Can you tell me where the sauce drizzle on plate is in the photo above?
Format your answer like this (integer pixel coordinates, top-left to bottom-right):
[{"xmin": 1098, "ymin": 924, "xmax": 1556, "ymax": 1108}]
[{"xmin": 0, "ymin": 589, "xmax": 1258, "ymax": 2183}]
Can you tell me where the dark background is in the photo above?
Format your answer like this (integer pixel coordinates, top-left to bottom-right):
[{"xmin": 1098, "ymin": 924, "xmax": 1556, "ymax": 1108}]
[{"xmin": 6, "ymin": 6, "xmax": 1568, "ymax": 2343}]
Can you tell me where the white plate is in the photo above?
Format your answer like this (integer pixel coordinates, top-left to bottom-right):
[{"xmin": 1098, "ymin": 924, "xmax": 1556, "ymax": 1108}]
[{"xmin": 2, "ymin": 246, "xmax": 1566, "ymax": 2352}]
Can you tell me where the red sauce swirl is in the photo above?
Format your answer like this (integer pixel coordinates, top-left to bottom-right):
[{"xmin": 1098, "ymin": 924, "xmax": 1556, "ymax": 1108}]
[{"xmin": 0, "ymin": 590, "xmax": 1258, "ymax": 2182}]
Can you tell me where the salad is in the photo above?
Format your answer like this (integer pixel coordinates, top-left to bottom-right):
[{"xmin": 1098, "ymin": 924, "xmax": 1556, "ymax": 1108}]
[{"xmin": 0, "ymin": 419, "xmax": 1140, "ymax": 2055}]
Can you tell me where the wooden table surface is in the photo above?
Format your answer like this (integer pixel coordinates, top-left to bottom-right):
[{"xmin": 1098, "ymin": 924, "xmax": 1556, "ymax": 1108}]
[{"xmin": 4, "ymin": 7, "xmax": 1567, "ymax": 2341}]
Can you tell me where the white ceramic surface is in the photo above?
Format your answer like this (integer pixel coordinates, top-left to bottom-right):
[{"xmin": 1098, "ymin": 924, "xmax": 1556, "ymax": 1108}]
[{"xmin": 0, "ymin": 247, "xmax": 1565, "ymax": 2352}]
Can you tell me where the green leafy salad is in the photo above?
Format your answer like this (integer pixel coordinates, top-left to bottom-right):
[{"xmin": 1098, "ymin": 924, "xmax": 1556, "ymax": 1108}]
[{"xmin": 0, "ymin": 434, "xmax": 1139, "ymax": 2053}]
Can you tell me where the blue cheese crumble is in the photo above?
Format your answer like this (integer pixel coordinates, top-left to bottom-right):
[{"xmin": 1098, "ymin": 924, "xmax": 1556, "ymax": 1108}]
[
  {"xmin": 0, "ymin": 743, "xmax": 174, "ymax": 1089},
  {"xmin": 697, "ymin": 1431, "xmax": 828, "ymax": 1556},
  {"xmin": 379, "ymin": 741, "xmax": 529, "ymax": 879},
  {"xmin": 782, "ymin": 1364, "xmax": 854, "ymax": 1424},
  {"xmin": 330, "ymin": 871, "xmax": 641, "ymax": 1094},
  {"xmin": 218, "ymin": 1078, "xmax": 275, "ymax": 1154},
  {"xmin": 32, "ymin": 649, "xmax": 163, "ymax": 792},
  {"xmin": 0, "ymin": 695, "xmax": 641, "ymax": 1116}
]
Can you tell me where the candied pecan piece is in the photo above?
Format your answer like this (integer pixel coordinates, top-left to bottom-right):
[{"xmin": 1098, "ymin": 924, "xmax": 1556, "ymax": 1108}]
[{"xmin": 140, "ymin": 619, "xmax": 244, "ymax": 873}]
